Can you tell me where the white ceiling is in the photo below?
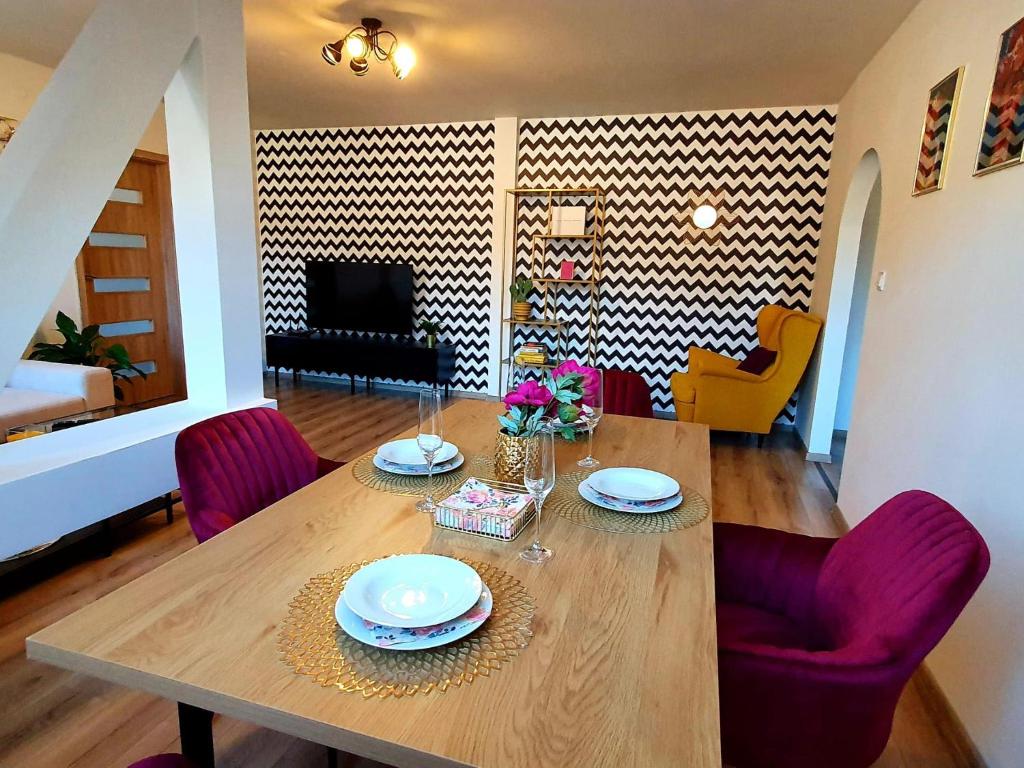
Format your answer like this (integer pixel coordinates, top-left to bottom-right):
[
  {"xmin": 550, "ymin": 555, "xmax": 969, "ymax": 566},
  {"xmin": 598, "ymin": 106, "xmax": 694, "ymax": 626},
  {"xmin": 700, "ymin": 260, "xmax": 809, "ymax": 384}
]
[{"xmin": 0, "ymin": 0, "xmax": 921, "ymax": 129}]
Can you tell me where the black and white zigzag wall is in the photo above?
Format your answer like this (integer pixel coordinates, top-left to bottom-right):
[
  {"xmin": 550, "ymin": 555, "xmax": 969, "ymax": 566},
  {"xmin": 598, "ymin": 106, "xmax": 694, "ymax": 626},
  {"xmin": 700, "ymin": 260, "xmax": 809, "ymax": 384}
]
[
  {"xmin": 515, "ymin": 107, "xmax": 836, "ymax": 417},
  {"xmin": 254, "ymin": 121, "xmax": 494, "ymax": 392}
]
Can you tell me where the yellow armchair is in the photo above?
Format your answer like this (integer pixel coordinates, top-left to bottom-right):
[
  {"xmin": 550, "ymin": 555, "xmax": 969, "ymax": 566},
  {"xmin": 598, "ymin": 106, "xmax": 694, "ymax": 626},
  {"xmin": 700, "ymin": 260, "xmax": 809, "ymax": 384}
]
[{"xmin": 671, "ymin": 305, "xmax": 822, "ymax": 434}]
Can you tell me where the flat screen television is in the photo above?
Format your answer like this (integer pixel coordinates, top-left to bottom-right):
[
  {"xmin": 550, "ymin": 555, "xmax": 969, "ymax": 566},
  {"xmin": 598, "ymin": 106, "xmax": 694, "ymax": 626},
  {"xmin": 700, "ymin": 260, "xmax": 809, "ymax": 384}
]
[{"xmin": 305, "ymin": 261, "xmax": 414, "ymax": 334}]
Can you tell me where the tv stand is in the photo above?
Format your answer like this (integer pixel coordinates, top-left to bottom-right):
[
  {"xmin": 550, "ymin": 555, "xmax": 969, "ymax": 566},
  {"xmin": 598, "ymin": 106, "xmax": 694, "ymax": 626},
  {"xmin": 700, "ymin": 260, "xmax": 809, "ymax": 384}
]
[{"xmin": 266, "ymin": 332, "xmax": 455, "ymax": 396}]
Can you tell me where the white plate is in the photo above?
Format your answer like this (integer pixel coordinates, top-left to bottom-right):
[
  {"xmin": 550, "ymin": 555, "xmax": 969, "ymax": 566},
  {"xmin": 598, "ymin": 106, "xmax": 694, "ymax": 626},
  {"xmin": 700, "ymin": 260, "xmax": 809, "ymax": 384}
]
[
  {"xmin": 342, "ymin": 554, "xmax": 482, "ymax": 628},
  {"xmin": 377, "ymin": 438, "xmax": 458, "ymax": 466},
  {"xmin": 579, "ymin": 480, "xmax": 682, "ymax": 514},
  {"xmin": 587, "ymin": 467, "xmax": 680, "ymax": 501},
  {"xmin": 336, "ymin": 585, "xmax": 492, "ymax": 651},
  {"xmin": 372, "ymin": 452, "xmax": 464, "ymax": 476}
]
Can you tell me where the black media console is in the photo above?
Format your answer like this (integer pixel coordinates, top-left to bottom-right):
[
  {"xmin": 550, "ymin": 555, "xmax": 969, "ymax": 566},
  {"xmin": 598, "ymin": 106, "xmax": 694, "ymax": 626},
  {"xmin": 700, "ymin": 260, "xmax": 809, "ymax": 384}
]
[{"xmin": 266, "ymin": 332, "xmax": 455, "ymax": 396}]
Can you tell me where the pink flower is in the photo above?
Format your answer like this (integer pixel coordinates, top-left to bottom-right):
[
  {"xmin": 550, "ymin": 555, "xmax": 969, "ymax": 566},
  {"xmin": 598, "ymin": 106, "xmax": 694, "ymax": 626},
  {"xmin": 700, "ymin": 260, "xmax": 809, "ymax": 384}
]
[
  {"xmin": 550, "ymin": 360, "xmax": 601, "ymax": 405},
  {"xmin": 503, "ymin": 379, "xmax": 552, "ymax": 408},
  {"xmin": 464, "ymin": 490, "xmax": 490, "ymax": 504}
]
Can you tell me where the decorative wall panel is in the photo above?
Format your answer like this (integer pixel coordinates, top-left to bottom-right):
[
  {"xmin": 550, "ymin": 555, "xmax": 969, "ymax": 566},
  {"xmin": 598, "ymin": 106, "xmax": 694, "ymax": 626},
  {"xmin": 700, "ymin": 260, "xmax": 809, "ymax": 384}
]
[
  {"xmin": 514, "ymin": 107, "xmax": 836, "ymax": 416},
  {"xmin": 255, "ymin": 121, "xmax": 494, "ymax": 392}
]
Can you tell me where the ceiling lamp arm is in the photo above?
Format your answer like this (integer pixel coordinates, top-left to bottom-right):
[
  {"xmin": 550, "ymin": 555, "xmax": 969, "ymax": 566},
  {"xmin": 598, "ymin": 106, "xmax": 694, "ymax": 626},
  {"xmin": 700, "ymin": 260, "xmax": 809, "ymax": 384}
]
[{"xmin": 320, "ymin": 17, "xmax": 414, "ymax": 79}]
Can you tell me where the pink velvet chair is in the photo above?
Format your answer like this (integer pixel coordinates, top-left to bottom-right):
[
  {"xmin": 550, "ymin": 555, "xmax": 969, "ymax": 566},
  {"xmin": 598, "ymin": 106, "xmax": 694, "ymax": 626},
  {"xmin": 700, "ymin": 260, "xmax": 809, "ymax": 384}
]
[
  {"xmin": 715, "ymin": 490, "xmax": 989, "ymax": 768},
  {"xmin": 175, "ymin": 407, "xmax": 343, "ymax": 543},
  {"xmin": 127, "ymin": 756, "xmax": 194, "ymax": 768},
  {"xmin": 602, "ymin": 368, "xmax": 655, "ymax": 418}
]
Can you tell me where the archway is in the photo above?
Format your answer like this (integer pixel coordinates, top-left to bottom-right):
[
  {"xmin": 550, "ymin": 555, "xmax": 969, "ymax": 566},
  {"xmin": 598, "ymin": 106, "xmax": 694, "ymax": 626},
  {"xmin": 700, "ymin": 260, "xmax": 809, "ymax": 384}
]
[{"xmin": 805, "ymin": 149, "xmax": 882, "ymax": 486}]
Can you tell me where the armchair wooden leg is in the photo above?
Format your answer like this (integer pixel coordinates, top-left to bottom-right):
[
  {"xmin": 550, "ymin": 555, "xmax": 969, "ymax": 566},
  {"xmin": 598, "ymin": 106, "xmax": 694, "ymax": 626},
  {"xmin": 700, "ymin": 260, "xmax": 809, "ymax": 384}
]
[{"xmin": 757, "ymin": 433, "xmax": 766, "ymax": 449}]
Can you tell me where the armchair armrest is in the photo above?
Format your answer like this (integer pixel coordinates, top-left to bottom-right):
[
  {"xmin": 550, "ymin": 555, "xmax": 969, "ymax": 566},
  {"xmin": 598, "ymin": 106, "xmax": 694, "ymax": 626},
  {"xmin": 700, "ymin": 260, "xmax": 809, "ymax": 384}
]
[
  {"xmin": 8, "ymin": 360, "xmax": 115, "ymax": 410},
  {"xmin": 714, "ymin": 522, "xmax": 835, "ymax": 628},
  {"xmin": 687, "ymin": 346, "xmax": 743, "ymax": 376}
]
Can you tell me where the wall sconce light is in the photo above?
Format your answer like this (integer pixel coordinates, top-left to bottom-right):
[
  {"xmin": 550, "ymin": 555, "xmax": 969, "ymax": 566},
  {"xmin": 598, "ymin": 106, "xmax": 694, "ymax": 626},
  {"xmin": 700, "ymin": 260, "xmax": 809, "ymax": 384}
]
[{"xmin": 692, "ymin": 204, "xmax": 719, "ymax": 229}]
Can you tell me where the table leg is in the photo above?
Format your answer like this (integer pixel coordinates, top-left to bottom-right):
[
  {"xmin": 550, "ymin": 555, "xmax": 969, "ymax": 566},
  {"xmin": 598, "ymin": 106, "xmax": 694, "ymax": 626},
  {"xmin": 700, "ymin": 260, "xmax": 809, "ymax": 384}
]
[
  {"xmin": 274, "ymin": 367, "xmax": 280, "ymax": 387},
  {"xmin": 178, "ymin": 702, "xmax": 215, "ymax": 768},
  {"xmin": 164, "ymin": 492, "xmax": 174, "ymax": 525}
]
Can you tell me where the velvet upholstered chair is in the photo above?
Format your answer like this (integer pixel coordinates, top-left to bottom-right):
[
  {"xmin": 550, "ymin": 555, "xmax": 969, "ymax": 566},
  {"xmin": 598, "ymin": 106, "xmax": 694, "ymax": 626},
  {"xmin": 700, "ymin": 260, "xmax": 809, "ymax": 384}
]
[
  {"xmin": 671, "ymin": 304, "xmax": 822, "ymax": 434},
  {"xmin": 715, "ymin": 490, "xmax": 989, "ymax": 768},
  {"xmin": 127, "ymin": 755, "xmax": 194, "ymax": 768},
  {"xmin": 175, "ymin": 407, "xmax": 343, "ymax": 543},
  {"xmin": 602, "ymin": 368, "xmax": 655, "ymax": 418}
]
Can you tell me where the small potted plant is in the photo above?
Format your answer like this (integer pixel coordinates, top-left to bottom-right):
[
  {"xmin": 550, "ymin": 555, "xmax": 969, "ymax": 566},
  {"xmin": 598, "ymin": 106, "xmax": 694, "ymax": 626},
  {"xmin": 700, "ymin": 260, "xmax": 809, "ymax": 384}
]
[
  {"xmin": 509, "ymin": 277, "xmax": 534, "ymax": 322},
  {"xmin": 29, "ymin": 311, "xmax": 147, "ymax": 401},
  {"xmin": 418, "ymin": 318, "xmax": 442, "ymax": 348}
]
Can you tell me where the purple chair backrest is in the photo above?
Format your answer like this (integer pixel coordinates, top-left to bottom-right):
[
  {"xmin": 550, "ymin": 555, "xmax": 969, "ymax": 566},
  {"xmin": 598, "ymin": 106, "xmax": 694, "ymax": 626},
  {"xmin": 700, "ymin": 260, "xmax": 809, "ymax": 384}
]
[
  {"xmin": 603, "ymin": 368, "xmax": 655, "ymax": 418},
  {"xmin": 815, "ymin": 490, "xmax": 989, "ymax": 669},
  {"xmin": 175, "ymin": 407, "xmax": 319, "ymax": 542}
]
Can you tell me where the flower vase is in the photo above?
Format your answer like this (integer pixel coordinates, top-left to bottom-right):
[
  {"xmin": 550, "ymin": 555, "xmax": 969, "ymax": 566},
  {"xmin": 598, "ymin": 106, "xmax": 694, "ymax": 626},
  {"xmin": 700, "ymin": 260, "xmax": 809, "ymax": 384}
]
[
  {"xmin": 494, "ymin": 430, "xmax": 538, "ymax": 483},
  {"xmin": 426, "ymin": 334, "xmax": 436, "ymax": 348}
]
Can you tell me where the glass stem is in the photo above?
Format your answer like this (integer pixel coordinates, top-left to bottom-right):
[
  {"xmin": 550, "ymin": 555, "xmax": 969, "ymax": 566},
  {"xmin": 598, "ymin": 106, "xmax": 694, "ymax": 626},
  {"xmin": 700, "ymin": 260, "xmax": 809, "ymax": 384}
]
[
  {"xmin": 532, "ymin": 497, "xmax": 543, "ymax": 549},
  {"xmin": 587, "ymin": 422, "xmax": 594, "ymax": 459},
  {"xmin": 427, "ymin": 458, "xmax": 434, "ymax": 504}
]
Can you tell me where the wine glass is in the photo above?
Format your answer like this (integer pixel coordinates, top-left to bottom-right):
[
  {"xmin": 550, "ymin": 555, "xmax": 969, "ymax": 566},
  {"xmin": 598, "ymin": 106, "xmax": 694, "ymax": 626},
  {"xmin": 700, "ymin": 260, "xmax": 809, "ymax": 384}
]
[
  {"xmin": 521, "ymin": 426, "xmax": 556, "ymax": 564},
  {"xmin": 416, "ymin": 388, "xmax": 444, "ymax": 513},
  {"xmin": 577, "ymin": 368, "xmax": 604, "ymax": 468}
]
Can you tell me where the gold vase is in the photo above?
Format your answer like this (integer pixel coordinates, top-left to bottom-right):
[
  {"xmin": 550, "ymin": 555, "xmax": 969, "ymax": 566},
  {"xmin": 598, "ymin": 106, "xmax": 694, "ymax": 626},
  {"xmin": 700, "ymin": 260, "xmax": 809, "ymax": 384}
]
[
  {"xmin": 494, "ymin": 430, "xmax": 538, "ymax": 483},
  {"xmin": 512, "ymin": 301, "xmax": 532, "ymax": 322}
]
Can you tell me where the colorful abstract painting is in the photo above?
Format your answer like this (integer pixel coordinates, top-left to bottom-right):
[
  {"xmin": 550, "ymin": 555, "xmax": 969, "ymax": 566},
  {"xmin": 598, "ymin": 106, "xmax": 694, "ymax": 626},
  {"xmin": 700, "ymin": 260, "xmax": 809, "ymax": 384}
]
[
  {"xmin": 0, "ymin": 116, "xmax": 17, "ymax": 155},
  {"xmin": 914, "ymin": 68, "xmax": 963, "ymax": 195},
  {"xmin": 976, "ymin": 15, "xmax": 1024, "ymax": 175}
]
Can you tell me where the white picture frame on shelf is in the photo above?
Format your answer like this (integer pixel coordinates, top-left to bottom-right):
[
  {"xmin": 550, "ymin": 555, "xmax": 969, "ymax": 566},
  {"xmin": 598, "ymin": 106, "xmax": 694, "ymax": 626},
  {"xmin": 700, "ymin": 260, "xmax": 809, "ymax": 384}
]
[{"xmin": 550, "ymin": 205, "xmax": 586, "ymax": 236}]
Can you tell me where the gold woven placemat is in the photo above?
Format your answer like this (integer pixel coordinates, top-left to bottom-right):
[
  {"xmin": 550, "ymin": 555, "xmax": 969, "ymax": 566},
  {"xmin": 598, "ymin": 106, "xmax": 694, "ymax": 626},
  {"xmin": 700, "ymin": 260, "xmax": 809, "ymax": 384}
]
[
  {"xmin": 278, "ymin": 557, "xmax": 535, "ymax": 699},
  {"xmin": 547, "ymin": 471, "xmax": 710, "ymax": 534},
  {"xmin": 350, "ymin": 452, "xmax": 473, "ymax": 497}
]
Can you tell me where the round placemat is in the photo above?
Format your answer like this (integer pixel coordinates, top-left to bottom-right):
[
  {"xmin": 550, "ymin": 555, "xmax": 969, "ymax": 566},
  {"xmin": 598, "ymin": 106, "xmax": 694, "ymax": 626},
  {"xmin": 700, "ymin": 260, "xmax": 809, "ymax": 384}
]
[
  {"xmin": 546, "ymin": 471, "xmax": 710, "ymax": 534},
  {"xmin": 350, "ymin": 452, "xmax": 473, "ymax": 497},
  {"xmin": 278, "ymin": 557, "xmax": 535, "ymax": 699}
]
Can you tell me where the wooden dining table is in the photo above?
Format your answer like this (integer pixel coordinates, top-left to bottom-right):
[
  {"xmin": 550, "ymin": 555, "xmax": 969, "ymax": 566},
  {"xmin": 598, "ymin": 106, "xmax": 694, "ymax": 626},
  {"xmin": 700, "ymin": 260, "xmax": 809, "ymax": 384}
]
[{"xmin": 27, "ymin": 399, "xmax": 720, "ymax": 767}]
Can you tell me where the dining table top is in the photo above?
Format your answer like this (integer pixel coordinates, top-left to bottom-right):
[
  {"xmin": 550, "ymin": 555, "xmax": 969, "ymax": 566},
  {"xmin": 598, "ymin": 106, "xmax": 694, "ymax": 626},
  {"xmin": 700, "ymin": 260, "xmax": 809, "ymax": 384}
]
[{"xmin": 27, "ymin": 399, "xmax": 720, "ymax": 768}]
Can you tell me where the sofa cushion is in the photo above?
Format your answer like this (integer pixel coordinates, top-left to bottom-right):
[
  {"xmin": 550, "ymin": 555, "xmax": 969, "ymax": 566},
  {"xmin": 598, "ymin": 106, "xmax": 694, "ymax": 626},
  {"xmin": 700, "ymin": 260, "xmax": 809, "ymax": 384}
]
[
  {"xmin": 736, "ymin": 345, "xmax": 777, "ymax": 375},
  {"xmin": 0, "ymin": 388, "xmax": 87, "ymax": 436},
  {"xmin": 7, "ymin": 360, "xmax": 115, "ymax": 410}
]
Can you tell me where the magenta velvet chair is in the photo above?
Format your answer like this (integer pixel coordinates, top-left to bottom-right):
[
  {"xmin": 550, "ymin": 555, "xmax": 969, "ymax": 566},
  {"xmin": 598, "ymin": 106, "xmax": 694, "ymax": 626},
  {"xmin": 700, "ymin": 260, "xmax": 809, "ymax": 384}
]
[
  {"xmin": 127, "ymin": 756, "xmax": 194, "ymax": 768},
  {"xmin": 175, "ymin": 407, "xmax": 343, "ymax": 543},
  {"xmin": 602, "ymin": 368, "xmax": 655, "ymax": 418},
  {"xmin": 715, "ymin": 490, "xmax": 989, "ymax": 768}
]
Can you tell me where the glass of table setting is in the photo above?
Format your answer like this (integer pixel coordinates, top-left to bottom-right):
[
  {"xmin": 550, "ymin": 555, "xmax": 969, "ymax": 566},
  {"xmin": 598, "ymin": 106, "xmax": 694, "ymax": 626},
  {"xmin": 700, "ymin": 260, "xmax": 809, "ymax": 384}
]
[
  {"xmin": 415, "ymin": 387, "xmax": 445, "ymax": 512},
  {"xmin": 577, "ymin": 367, "xmax": 604, "ymax": 468}
]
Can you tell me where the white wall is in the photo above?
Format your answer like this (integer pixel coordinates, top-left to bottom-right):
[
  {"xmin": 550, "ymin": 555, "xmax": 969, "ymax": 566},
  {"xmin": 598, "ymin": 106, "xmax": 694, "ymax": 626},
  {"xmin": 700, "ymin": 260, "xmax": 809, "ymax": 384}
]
[
  {"xmin": 805, "ymin": 0, "xmax": 1024, "ymax": 763},
  {"xmin": 0, "ymin": 50, "xmax": 168, "ymax": 354},
  {"xmin": 833, "ymin": 177, "xmax": 879, "ymax": 431}
]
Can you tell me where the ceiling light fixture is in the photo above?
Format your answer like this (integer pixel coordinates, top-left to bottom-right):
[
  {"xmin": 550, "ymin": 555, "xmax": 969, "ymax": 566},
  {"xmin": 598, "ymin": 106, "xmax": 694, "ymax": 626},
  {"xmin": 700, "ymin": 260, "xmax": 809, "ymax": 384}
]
[{"xmin": 321, "ymin": 17, "xmax": 415, "ymax": 80}]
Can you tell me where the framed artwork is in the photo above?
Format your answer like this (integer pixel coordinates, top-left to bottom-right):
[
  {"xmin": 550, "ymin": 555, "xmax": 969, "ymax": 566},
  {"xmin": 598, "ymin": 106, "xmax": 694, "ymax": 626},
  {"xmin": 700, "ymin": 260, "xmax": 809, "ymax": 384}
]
[
  {"xmin": 0, "ymin": 116, "xmax": 17, "ymax": 155},
  {"xmin": 913, "ymin": 67, "xmax": 964, "ymax": 195},
  {"xmin": 975, "ymin": 15, "xmax": 1024, "ymax": 176}
]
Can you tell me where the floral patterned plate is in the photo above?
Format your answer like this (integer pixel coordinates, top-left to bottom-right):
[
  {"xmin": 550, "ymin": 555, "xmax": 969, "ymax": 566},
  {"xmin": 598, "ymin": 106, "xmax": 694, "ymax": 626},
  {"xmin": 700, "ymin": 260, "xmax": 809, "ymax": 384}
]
[
  {"xmin": 335, "ymin": 584, "xmax": 493, "ymax": 651},
  {"xmin": 371, "ymin": 452, "xmax": 465, "ymax": 476},
  {"xmin": 578, "ymin": 480, "xmax": 682, "ymax": 514}
]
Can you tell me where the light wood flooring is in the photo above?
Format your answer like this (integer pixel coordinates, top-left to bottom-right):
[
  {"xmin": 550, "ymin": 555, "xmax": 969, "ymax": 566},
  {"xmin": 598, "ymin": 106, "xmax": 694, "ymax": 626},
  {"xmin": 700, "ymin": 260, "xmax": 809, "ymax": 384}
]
[{"xmin": 0, "ymin": 375, "xmax": 974, "ymax": 768}]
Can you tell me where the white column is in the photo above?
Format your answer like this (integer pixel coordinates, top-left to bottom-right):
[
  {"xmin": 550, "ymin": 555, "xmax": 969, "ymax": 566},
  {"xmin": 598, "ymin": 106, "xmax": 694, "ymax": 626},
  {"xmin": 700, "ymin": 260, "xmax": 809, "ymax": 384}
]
[{"xmin": 486, "ymin": 117, "xmax": 520, "ymax": 396}]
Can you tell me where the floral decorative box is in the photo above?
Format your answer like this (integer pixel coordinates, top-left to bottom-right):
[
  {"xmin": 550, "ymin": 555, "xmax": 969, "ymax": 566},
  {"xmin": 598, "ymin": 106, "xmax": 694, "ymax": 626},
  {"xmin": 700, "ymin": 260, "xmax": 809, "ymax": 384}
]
[{"xmin": 434, "ymin": 478, "xmax": 536, "ymax": 541}]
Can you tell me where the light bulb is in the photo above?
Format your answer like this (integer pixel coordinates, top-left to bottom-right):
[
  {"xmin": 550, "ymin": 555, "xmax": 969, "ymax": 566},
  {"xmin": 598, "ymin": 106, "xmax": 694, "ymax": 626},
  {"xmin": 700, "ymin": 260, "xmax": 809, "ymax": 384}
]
[
  {"xmin": 346, "ymin": 34, "xmax": 369, "ymax": 59},
  {"xmin": 692, "ymin": 204, "xmax": 719, "ymax": 229},
  {"xmin": 391, "ymin": 44, "xmax": 416, "ymax": 79}
]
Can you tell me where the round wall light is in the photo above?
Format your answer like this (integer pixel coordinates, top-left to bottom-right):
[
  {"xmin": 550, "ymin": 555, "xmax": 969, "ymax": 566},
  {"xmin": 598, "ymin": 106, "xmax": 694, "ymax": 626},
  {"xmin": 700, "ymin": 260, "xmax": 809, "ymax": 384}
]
[{"xmin": 692, "ymin": 204, "xmax": 719, "ymax": 229}]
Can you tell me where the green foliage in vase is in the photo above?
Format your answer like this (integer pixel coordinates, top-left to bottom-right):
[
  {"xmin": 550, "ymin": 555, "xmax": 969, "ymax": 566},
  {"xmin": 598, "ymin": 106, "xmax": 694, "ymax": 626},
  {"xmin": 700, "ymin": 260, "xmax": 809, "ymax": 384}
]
[{"xmin": 29, "ymin": 311, "xmax": 147, "ymax": 401}]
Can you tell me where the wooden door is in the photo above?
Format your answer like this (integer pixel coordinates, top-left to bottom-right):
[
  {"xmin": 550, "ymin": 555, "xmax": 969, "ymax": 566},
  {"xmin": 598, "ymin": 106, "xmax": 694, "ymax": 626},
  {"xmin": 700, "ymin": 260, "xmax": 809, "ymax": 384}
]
[{"xmin": 78, "ymin": 151, "xmax": 185, "ymax": 405}]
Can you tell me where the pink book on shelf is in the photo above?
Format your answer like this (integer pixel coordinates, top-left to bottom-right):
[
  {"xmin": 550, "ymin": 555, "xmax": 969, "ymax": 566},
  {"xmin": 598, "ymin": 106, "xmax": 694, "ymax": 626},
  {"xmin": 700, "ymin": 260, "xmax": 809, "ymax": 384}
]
[{"xmin": 560, "ymin": 260, "xmax": 574, "ymax": 280}]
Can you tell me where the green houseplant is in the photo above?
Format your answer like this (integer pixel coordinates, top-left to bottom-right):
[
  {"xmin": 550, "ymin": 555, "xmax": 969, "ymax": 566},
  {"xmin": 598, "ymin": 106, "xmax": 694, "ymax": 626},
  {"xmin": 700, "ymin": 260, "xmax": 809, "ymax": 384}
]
[
  {"xmin": 418, "ymin": 318, "xmax": 442, "ymax": 348},
  {"xmin": 509, "ymin": 277, "xmax": 534, "ymax": 322},
  {"xmin": 29, "ymin": 311, "xmax": 147, "ymax": 401}
]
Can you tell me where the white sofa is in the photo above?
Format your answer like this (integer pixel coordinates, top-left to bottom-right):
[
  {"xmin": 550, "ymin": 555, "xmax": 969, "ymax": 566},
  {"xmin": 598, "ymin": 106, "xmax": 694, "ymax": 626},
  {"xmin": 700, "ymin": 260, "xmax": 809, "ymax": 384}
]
[{"xmin": 0, "ymin": 360, "xmax": 116, "ymax": 439}]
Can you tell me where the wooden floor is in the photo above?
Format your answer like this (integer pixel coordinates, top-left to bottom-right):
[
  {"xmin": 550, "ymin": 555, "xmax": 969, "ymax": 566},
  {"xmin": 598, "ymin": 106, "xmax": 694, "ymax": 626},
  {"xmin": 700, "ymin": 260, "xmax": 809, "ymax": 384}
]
[{"xmin": 0, "ymin": 375, "xmax": 971, "ymax": 768}]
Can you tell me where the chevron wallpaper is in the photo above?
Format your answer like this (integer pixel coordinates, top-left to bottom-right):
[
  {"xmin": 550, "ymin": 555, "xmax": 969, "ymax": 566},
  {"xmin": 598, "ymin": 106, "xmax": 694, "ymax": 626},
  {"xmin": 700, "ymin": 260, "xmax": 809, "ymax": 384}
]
[
  {"xmin": 514, "ymin": 107, "xmax": 837, "ymax": 417},
  {"xmin": 254, "ymin": 121, "xmax": 495, "ymax": 392}
]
